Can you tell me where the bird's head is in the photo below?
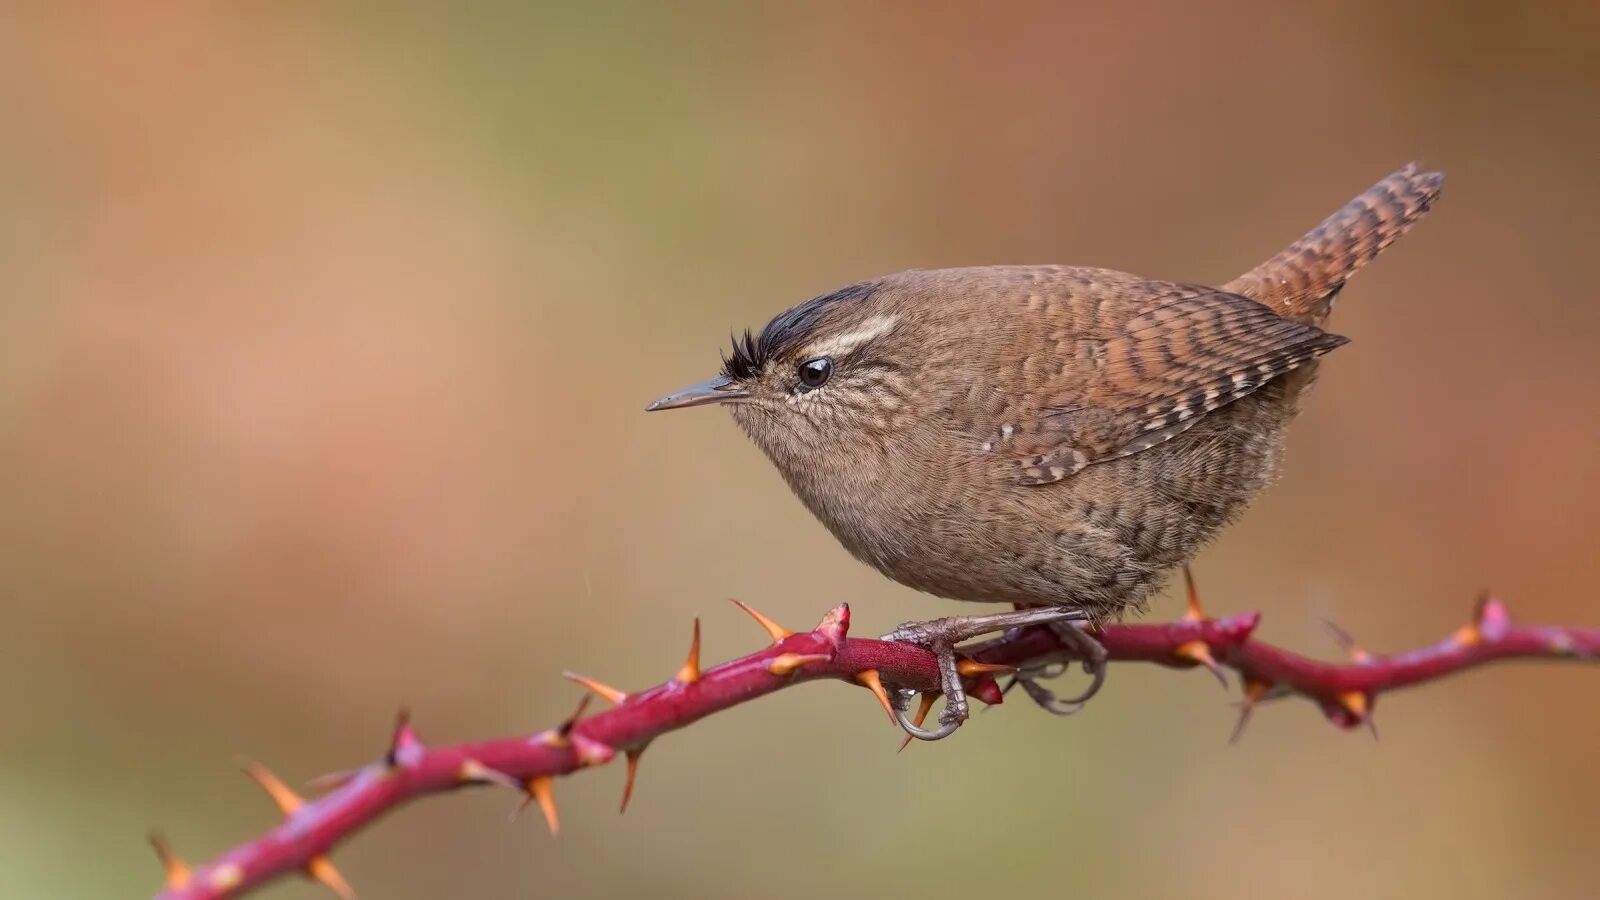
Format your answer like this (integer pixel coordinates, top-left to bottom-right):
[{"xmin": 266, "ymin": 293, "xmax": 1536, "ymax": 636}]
[{"xmin": 647, "ymin": 281, "xmax": 922, "ymax": 469}]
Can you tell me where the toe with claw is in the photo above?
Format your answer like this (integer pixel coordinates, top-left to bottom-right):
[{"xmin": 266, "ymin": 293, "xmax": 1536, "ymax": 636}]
[{"xmin": 881, "ymin": 606, "xmax": 1094, "ymax": 741}]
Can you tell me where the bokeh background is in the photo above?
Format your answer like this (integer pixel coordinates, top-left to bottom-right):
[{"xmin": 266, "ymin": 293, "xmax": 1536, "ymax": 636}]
[{"xmin": 2, "ymin": 3, "xmax": 1597, "ymax": 898}]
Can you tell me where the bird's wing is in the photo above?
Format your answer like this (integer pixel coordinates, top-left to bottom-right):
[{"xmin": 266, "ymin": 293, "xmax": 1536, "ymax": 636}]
[{"xmin": 998, "ymin": 286, "xmax": 1348, "ymax": 486}]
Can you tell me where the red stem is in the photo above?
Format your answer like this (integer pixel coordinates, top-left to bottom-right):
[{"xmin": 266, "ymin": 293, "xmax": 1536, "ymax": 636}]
[{"xmin": 149, "ymin": 594, "xmax": 1597, "ymax": 899}]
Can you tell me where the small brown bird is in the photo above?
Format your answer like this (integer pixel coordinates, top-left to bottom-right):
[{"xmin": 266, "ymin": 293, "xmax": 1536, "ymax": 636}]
[{"xmin": 649, "ymin": 165, "xmax": 1442, "ymax": 738}]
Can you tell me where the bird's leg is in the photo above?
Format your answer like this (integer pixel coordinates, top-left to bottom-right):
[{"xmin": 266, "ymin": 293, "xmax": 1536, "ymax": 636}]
[{"xmin": 881, "ymin": 607, "xmax": 1089, "ymax": 741}]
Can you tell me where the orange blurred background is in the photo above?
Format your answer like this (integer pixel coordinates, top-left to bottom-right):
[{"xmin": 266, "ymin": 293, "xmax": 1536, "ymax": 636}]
[{"xmin": 1, "ymin": 3, "xmax": 1596, "ymax": 898}]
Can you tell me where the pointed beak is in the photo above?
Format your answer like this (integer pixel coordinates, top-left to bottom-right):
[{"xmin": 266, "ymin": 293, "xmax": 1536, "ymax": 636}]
[{"xmin": 645, "ymin": 375, "xmax": 750, "ymax": 411}]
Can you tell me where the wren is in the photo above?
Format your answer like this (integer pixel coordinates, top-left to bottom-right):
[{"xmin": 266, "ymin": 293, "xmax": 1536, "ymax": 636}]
[{"xmin": 649, "ymin": 165, "xmax": 1443, "ymax": 738}]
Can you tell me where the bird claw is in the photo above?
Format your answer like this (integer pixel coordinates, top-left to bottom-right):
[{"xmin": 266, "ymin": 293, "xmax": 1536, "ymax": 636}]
[
  {"xmin": 881, "ymin": 607, "xmax": 1094, "ymax": 740},
  {"xmin": 1015, "ymin": 676, "xmax": 1088, "ymax": 715},
  {"xmin": 1013, "ymin": 665, "xmax": 1101, "ymax": 715},
  {"xmin": 991, "ymin": 619, "xmax": 1109, "ymax": 716},
  {"xmin": 891, "ymin": 689, "xmax": 961, "ymax": 741},
  {"xmin": 1012, "ymin": 619, "xmax": 1109, "ymax": 714}
]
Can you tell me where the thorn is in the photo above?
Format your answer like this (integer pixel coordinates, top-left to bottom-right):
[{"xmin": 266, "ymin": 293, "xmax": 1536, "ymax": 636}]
[
  {"xmin": 563, "ymin": 672, "xmax": 627, "ymax": 706},
  {"xmin": 305, "ymin": 767, "xmax": 362, "ymax": 794},
  {"xmin": 1232, "ymin": 610, "xmax": 1265, "ymax": 641},
  {"xmin": 968, "ymin": 677, "xmax": 1005, "ymax": 706},
  {"xmin": 767, "ymin": 652, "xmax": 829, "ymax": 676},
  {"xmin": 674, "ymin": 618, "xmax": 703, "ymax": 684},
  {"xmin": 1335, "ymin": 690, "xmax": 1377, "ymax": 740},
  {"xmin": 854, "ymin": 669, "xmax": 896, "ymax": 723},
  {"xmin": 560, "ymin": 693, "xmax": 593, "ymax": 736},
  {"xmin": 812, "ymin": 602, "xmax": 851, "ymax": 648},
  {"xmin": 1173, "ymin": 641, "xmax": 1228, "ymax": 689},
  {"xmin": 1476, "ymin": 594, "xmax": 1511, "ymax": 639},
  {"xmin": 148, "ymin": 832, "xmax": 191, "ymax": 889},
  {"xmin": 1337, "ymin": 690, "xmax": 1368, "ymax": 718},
  {"xmin": 385, "ymin": 707, "xmax": 422, "ymax": 768},
  {"xmin": 1243, "ymin": 677, "xmax": 1271, "ymax": 703},
  {"xmin": 459, "ymin": 758, "xmax": 522, "ymax": 791},
  {"xmin": 1229, "ymin": 677, "xmax": 1272, "ymax": 745},
  {"xmin": 956, "ymin": 659, "xmax": 1014, "ymax": 677},
  {"xmin": 619, "ymin": 749, "xmax": 643, "ymax": 814},
  {"xmin": 1322, "ymin": 619, "xmax": 1372, "ymax": 664},
  {"xmin": 571, "ymin": 733, "xmax": 617, "ymax": 767},
  {"xmin": 1228, "ymin": 702, "xmax": 1255, "ymax": 745},
  {"xmin": 1182, "ymin": 565, "xmax": 1207, "ymax": 621},
  {"xmin": 537, "ymin": 688, "xmax": 604, "ymax": 746},
  {"xmin": 897, "ymin": 692, "xmax": 941, "ymax": 752},
  {"xmin": 242, "ymin": 760, "xmax": 304, "ymax": 816},
  {"xmin": 994, "ymin": 675, "xmax": 1021, "ymax": 703},
  {"xmin": 730, "ymin": 598, "xmax": 793, "ymax": 643},
  {"xmin": 518, "ymin": 775, "xmax": 560, "ymax": 836},
  {"xmin": 307, "ymin": 855, "xmax": 356, "ymax": 900},
  {"xmin": 537, "ymin": 693, "xmax": 598, "ymax": 749}
]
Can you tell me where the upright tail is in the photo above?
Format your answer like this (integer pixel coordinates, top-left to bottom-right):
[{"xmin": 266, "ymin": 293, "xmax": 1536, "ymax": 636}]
[{"xmin": 1223, "ymin": 164, "xmax": 1444, "ymax": 325}]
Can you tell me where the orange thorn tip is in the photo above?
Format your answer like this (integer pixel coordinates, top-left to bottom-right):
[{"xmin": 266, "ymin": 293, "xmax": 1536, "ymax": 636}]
[
  {"xmin": 521, "ymin": 775, "xmax": 559, "ymax": 836},
  {"xmin": 767, "ymin": 652, "xmax": 829, "ymax": 676},
  {"xmin": 854, "ymin": 669, "xmax": 896, "ymax": 723},
  {"xmin": 730, "ymin": 598, "xmax": 793, "ymax": 643},
  {"xmin": 242, "ymin": 760, "xmax": 304, "ymax": 816},
  {"xmin": 459, "ymin": 759, "xmax": 521, "ymax": 791},
  {"xmin": 1338, "ymin": 690, "xmax": 1369, "ymax": 720},
  {"xmin": 956, "ymin": 659, "xmax": 1014, "ymax": 677},
  {"xmin": 1173, "ymin": 641, "xmax": 1227, "ymax": 689},
  {"xmin": 563, "ymin": 672, "xmax": 627, "ymax": 706},
  {"xmin": 1242, "ymin": 677, "xmax": 1272, "ymax": 704},
  {"xmin": 676, "ymin": 618, "xmax": 703, "ymax": 684},
  {"xmin": 1451, "ymin": 622, "xmax": 1482, "ymax": 648},
  {"xmin": 307, "ymin": 855, "xmax": 356, "ymax": 900},
  {"xmin": 619, "ymin": 749, "xmax": 642, "ymax": 814},
  {"xmin": 148, "ymin": 832, "xmax": 191, "ymax": 889},
  {"xmin": 898, "ymin": 692, "xmax": 940, "ymax": 752},
  {"xmin": 1182, "ymin": 565, "xmax": 1206, "ymax": 621}
]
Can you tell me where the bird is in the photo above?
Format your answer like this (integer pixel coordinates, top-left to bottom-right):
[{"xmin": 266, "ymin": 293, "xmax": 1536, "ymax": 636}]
[{"xmin": 647, "ymin": 164, "xmax": 1443, "ymax": 739}]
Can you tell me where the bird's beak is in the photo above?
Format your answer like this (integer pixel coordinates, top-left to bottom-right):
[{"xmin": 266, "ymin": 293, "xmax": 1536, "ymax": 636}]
[{"xmin": 645, "ymin": 375, "xmax": 750, "ymax": 411}]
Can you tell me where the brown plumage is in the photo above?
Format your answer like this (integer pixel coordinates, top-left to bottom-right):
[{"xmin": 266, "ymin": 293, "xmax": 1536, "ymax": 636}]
[{"xmin": 648, "ymin": 164, "xmax": 1442, "ymax": 731}]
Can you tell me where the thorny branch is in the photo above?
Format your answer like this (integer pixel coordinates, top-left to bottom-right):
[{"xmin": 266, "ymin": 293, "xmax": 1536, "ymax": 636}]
[{"xmin": 149, "ymin": 575, "xmax": 1598, "ymax": 900}]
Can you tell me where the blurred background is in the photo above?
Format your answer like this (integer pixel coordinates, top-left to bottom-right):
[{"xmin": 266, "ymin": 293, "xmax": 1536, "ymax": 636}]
[{"xmin": 1, "ymin": 3, "xmax": 1596, "ymax": 898}]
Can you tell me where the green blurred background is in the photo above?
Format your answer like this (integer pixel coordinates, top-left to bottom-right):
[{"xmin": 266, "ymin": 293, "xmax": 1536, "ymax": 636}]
[{"xmin": 2, "ymin": 3, "xmax": 1597, "ymax": 898}]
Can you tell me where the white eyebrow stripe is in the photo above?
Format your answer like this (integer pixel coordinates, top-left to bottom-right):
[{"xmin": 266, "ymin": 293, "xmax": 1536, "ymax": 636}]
[{"xmin": 801, "ymin": 314, "xmax": 899, "ymax": 359}]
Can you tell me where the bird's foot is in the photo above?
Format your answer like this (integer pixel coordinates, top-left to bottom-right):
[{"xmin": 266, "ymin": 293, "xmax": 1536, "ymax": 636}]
[
  {"xmin": 881, "ymin": 607, "xmax": 1090, "ymax": 741},
  {"xmin": 1008, "ymin": 619, "xmax": 1108, "ymax": 715}
]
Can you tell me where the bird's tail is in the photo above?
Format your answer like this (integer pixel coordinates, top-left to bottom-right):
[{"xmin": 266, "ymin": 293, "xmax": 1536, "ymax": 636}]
[{"xmin": 1223, "ymin": 164, "xmax": 1444, "ymax": 325}]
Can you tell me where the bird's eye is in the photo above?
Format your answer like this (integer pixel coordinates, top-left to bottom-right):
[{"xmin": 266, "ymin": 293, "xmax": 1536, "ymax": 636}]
[{"xmin": 797, "ymin": 357, "xmax": 833, "ymax": 391}]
